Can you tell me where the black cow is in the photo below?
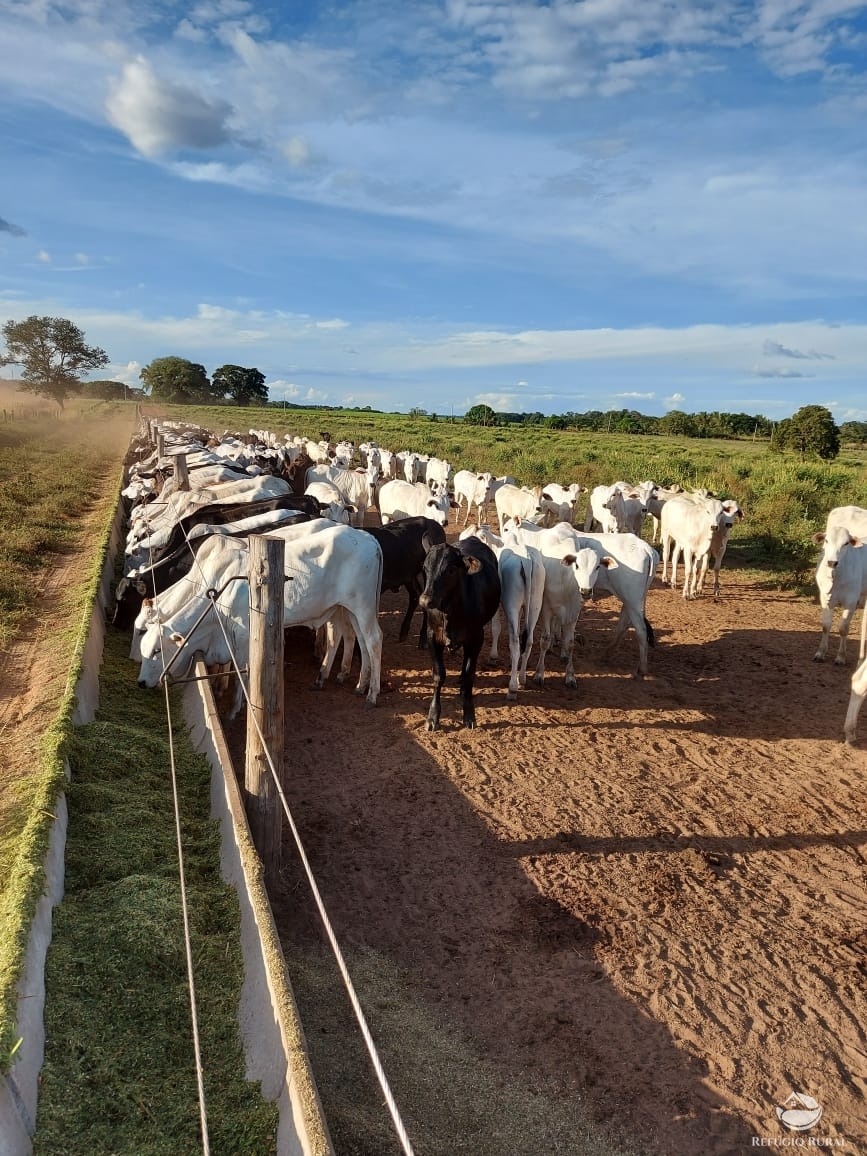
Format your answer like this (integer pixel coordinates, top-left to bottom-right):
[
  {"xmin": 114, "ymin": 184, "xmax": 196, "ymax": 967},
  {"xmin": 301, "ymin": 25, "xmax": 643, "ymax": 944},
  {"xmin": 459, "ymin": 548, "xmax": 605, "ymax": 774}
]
[
  {"xmin": 418, "ymin": 537, "xmax": 501, "ymax": 731},
  {"xmin": 362, "ymin": 516, "xmax": 447, "ymax": 647}
]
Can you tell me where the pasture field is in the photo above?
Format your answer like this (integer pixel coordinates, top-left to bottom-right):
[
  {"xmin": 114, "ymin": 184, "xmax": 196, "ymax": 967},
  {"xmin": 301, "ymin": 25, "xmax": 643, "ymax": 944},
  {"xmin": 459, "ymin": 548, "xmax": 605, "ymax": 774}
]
[
  {"xmin": 148, "ymin": 399, "xmax": 867, "ymax": 586},
  {"xmin": 2, "ymin": 396, "xmax": 866, "ymax": 1153}
]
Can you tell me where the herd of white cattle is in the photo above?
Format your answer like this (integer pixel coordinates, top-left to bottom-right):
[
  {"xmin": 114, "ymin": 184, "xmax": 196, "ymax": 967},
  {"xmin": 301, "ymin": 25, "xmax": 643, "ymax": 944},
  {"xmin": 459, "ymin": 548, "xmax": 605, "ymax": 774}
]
[{"xmin": 118, "ymin": 421, "xmax": 867, "ymax": 743}]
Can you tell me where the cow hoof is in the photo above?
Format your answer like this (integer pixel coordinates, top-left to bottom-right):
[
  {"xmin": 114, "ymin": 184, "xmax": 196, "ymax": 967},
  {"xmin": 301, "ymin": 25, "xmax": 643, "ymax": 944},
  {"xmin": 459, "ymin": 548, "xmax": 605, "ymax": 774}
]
[
  {"xmin": 812, "ymin": 654, "xmax": 825, "ymax": 663},
  {"xmin": 425, "ymin": 720, "xmax": 439, "ymax": 732},
  {"xmin": 506, "ymin": 690, "xmax": 518, "ymax": 701},
  {"xmin": 311, "ymin": 680, "xmax": 324, "ymax": 691},
  {"xmin": 834, "ymin": 657, "xmax": 846, "ymax": 667},
  {"xmin": 363, "ymin": 698, "xmax": 377, "ymax": 710}
]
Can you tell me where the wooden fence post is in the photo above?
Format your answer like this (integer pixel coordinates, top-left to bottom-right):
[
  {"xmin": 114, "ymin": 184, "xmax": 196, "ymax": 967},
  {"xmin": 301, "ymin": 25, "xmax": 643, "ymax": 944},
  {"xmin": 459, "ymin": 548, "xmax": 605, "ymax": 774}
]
[
  {"xmin": 245, "ymin": 535, "xmax": 285, "ymax": 884},
  {"xmin": 174, "ymin": 453, "xmax": 189, "ymax": 491}
]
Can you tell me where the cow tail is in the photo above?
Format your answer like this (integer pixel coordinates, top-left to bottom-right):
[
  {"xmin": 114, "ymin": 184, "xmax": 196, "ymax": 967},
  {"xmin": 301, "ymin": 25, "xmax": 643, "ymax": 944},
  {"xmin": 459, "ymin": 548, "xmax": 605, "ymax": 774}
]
[{"xmin": 645, "ymin": 616, "xmax": 655, "ymax": 647}]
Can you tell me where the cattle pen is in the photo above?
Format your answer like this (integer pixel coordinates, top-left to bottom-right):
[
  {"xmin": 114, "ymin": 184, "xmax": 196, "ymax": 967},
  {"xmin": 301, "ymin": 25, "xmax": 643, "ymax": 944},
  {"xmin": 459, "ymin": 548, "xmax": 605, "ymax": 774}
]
[{"xmin": 2, "ymin": 405, "xmax": 867, "ymax": 1155}]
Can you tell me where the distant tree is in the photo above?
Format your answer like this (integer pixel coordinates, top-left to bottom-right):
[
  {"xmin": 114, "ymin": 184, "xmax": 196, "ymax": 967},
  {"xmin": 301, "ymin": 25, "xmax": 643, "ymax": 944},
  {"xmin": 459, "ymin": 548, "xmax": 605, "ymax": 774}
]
[
  {"xmin": 769, "ymin": 418, "xmax": 792, "ymax": 454},
  {"xmin": 840, "ymin": 421, "xmax": 867, "ymax": 445},
  {"xmin": 1, "ymin": 315, "xmax": 109, "ymax": 408},
  {"xmin": 409, "ymin": 406, "xmax": 428, "ymax": 418},
  {"xmin": 212, "ymin": 364, "xmax": 268, "ymax": 406},
  {"xmin": 658, "ymin": 410, "xmax": 698, "ymax": 437},
  {"xmin": 140, "ymin": 357, "xmax": 218, "ymax": 404},
  {"xmin": 786, "ymin": 405, "xmax": 841, "ymax": 460},
  {"xmin": 464, "ymin": 403, "xmax": 497, "ymax": 426},
  {"xmin": 79, "ymin": 379, "xmax": 127, "ymax": 400}
]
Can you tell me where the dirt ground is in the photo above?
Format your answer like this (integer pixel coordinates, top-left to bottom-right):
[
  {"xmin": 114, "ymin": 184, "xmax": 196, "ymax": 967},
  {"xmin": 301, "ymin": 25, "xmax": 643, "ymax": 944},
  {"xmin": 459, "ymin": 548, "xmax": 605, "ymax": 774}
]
[{"xmin": 227, "ymin": 529, "xmax": 867, "ymax": 1155}]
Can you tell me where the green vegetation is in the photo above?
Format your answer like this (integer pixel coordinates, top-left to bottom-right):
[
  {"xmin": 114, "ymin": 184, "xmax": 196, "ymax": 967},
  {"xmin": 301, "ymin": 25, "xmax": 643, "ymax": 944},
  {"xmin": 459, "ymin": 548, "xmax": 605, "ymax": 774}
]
[{"xmin": 33, "ymin": 636, "xmax": 278, "ymax": 1155}]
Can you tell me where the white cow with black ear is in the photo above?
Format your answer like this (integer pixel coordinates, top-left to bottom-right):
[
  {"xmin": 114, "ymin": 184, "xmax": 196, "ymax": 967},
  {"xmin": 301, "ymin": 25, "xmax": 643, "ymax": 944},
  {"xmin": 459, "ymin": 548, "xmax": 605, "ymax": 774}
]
[
  {"xmin": 461, "ymin": 525, "xmax": 545, "ymax": 699},
  {"xmin": 539, "ymin": 482, "xmax": 584, "ymax": 527}
]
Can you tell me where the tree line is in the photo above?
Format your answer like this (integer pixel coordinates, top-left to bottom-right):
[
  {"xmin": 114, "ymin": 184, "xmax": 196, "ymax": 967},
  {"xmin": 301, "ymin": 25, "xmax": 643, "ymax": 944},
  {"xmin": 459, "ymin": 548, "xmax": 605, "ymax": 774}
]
[
  {"xmin": 0, "ymin": 315, "xmax": 856, "ymax": 460},
  {"xmin": 0, "ymin": 317, "xmax": 268, "ymax": 408}
]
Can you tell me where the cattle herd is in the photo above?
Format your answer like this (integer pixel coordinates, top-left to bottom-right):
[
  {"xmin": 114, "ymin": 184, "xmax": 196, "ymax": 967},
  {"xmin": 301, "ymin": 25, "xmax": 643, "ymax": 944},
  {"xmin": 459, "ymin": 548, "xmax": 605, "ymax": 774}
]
[{"xmin": 114, "ymin": 420, "xmax": 867, "ymax": 741}]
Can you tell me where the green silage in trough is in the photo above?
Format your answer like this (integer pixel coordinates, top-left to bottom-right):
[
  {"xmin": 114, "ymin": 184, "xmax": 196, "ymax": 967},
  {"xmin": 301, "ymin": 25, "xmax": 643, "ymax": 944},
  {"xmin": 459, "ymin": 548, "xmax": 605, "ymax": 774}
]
[{"xmin": 33, "ymin": 630, "xmax": 279, "ymax": 1156}]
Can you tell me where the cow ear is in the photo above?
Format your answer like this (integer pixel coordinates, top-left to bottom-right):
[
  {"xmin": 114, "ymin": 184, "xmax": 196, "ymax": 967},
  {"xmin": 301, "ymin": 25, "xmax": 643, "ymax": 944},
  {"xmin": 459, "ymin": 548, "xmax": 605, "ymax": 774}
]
[
  {"xmin": 463, "ymin": 555, "xmax": 483, "ymax": 574},
  {"xmin": 601, "ymin": 555, "xmax": 618, "ymax": 569},
  {"xmin": 812, "ymin": 532, "xmax": 826, "ymax": 544},
  {"xmin": 170, "ymin": 632, "xmax": 184, "ymax": 644},
  {"xmin": 561, "ymin": 554, "xmax": 577, "ymax": 566}
]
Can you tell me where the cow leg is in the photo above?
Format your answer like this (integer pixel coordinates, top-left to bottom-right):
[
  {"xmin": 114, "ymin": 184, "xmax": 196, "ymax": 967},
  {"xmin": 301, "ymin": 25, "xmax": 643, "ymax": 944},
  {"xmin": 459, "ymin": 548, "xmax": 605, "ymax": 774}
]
[
  {"xmin": 485, "ymin": 608, "xmax": 501, "ymax": 668},
  {"xmin": 681, "ymin": 548, "xmax": 695, "ymax": 599},
  {"xmin": 813, "ymin": 597, "xmax": 833, "ymax": 661},
  {"xmin": 347, "ymin": 606, "xmax": 382, "ymax": 706},
  {"xmin": 398, "ymin": 579, "xmax": 420, "ymax": 643},
  {"xmin": 426, "ymin": 640, "xmax": 446, "ymax": 731},
  {"xmin": 459, "ymin": 632, "xmax": 484, "ymax": 728},
  {"xmin": 607, "ymin": 604, "xmax": 651, "ymax": 677},
  {"xmin": 660, "ymin": 533, "xmax": 671, "ymax": 584},
  {"xmin": 313, "ymin": 614, "xmax": 351, "ymax": 688},
  {"xmin": 505, "ymin": 611, "xmax": 522, "ymax": 699},
  {"xmin": 532, "ymin": 611, "xmax": 552, "ymax": 686},
  {"xmin": 835, "ymin": 605, "xmax": 857, "ymax": 665},
  {"xmin": 844, "ymin": 657, "xmax": 867, "ymax": 744},
  {"xmin": 696, "ymin": 553, "xmax": 710, "ymax": 597}
]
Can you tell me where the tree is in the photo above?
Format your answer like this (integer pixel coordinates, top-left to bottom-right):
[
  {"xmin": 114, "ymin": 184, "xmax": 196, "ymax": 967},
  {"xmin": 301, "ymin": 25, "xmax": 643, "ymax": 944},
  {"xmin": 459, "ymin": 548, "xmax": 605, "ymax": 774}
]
[
  {"xmin": 1, "ymin": 315, "xmax": 109, "ymax": 408},
  {"xmin": 212, "ymin": 364, "xmax": 268, "ymax": 407},
  {"xmin": 463, "ymin": 403, "xmax": 497, "ymax": 426},
  {"xmin": 140, "ymin": 357, "xmax": 218, "ymax": 404},
  {"xmin": 786, "ymin": 405, "xmax": 841, "ymax": 460},
  {"xmin": 79, "ymin": 379, "xmax": 128, "ymax": 400}
]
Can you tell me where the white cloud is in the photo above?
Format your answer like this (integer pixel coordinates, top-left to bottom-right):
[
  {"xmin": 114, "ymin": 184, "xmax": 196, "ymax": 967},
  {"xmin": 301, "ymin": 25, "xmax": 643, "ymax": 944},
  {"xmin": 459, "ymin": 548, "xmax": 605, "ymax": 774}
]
[
  {"xmin": 752, "ymin": 364, "xmax": 814, "ymax": 378},
  {"xmin": 36, "ymin": 250, "xmax": 51, "ymax": 262},
  {"xmin": 616, "ymin": 391, "xmax": 656, "ymax": 399},
  {"xmin": 106, "ymin": 56, "xmax": 235, "ymax": 157}
]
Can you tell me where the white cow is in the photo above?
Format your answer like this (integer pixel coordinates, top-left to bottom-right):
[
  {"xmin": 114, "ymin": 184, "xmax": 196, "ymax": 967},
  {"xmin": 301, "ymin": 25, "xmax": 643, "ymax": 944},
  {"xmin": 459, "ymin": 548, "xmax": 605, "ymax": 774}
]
[
  {"xmin": 126, "ymin": 475, "xmax": 291, "ymax": 563},
  {"xmin": 129, "ymin": 519, "xmax": 334, "ymax": 661},
  {"xmin": 813, "ymin": 524, "xmax": 867, "ymax": 665},
  {"xmin": 377, "ymin": 479, "xmax": 453, "ymax": 526},
  {"xmin": 506, "ymin": 519, "xmax": 658, "ymax": 676},
  {"xmin": 584, "ymin": 485, "xmax": 620, "ymax": 533},
  {"xmin": 425, "ymin": 456, "xmax": 451, "ymax": 497},
  {"xmin": 461, "ymin": 525, "xmax": 545, "ymax": 699},
  {"xmin": 494, "ymin": 484, "xmax": 544, "ymax": 536},
  {"xmin": 452, "ymin": 470, "xmax": 494, "ymax": 526},
  {"xmin": 138, "ymin": 523, "xmax": 384, "ymax": 711},
  {"xmin": 304, "ymin": 463, "xmax": 379, "ymax": 528},
  {"xmin": 660, "ymin": 494, "xmax": 734, "ymax": 599},
  {"xmin": 695, "ymin": 499, "xmax": 744, "ymax": 598},
  {"xmin": 644, "ymin": 484, "xmax": 684, "ymax": 543},
  {"xmin": 539, "ymin": 483, "xmax": 584, "ymax": 528},
  {"xmin": 826, "ymin": 505, "xmax": 867, "ymax": 537}
]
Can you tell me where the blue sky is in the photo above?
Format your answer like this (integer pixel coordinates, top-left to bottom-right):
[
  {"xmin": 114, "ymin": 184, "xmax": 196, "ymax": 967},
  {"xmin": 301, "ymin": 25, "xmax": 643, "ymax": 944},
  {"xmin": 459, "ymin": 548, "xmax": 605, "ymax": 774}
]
[{"xmin": 1, "ymin": 0, "xmax": 866, "ymax": 420}]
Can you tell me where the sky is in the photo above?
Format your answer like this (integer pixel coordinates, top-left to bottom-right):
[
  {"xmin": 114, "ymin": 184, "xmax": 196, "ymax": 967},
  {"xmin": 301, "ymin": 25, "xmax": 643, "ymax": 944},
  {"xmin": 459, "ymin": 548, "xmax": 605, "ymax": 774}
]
[{"xmin": 1, "ymin": 1, "xmax": 867, "ymax": 421}]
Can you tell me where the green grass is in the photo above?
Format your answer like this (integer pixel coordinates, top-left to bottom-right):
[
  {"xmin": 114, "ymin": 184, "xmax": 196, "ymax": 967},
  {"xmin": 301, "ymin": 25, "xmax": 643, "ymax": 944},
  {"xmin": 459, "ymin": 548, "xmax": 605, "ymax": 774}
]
[
  {"xmin": 0, "ymin": 400, "xmax": 284, "ymax": 1151},
  {"xmin": 32, "ymin": 632, "xmax": 279, "ymax": 1155}
]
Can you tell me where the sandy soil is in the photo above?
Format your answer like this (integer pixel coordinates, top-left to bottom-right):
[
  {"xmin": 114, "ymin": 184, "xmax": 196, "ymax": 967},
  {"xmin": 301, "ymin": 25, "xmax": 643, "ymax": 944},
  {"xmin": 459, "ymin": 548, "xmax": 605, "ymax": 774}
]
[{"xmin": 226, "ymin": 529, "xmax": 867, "ymax": 1154}]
